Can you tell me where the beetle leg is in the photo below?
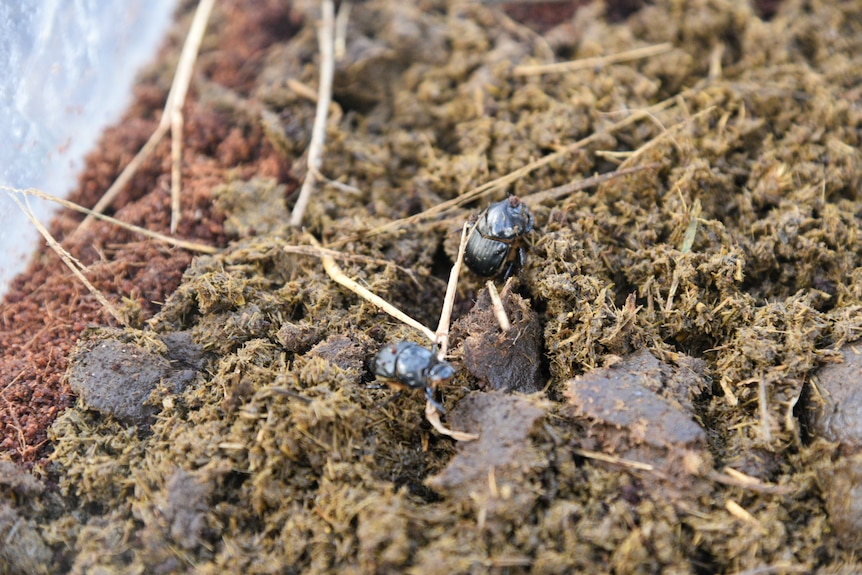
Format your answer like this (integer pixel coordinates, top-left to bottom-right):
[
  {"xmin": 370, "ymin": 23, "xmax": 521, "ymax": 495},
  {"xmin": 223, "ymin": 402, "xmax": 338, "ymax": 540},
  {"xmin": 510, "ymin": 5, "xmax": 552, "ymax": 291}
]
[
  {"xmin": 499, "ymin": 253, "xmax": 515, "ymax": 280},
  {"xmin": 507, "ymin": 244, "xmax": 527, "ymax": 279},
  {"xmin": 501, "ymin": 260, "xmax": 514, "ymax": 281},
  {"xmin": 425, "ymin": 386, "xmax": 446, "ymax": 414},
  {"xmin": 374, "ymin": 389, "xmax": 404, "ymax": 410}
]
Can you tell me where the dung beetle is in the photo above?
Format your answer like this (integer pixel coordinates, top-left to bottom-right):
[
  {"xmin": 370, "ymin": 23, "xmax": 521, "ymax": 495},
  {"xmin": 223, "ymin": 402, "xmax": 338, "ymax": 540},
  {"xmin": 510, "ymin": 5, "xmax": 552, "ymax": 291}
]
[
  {"xmin": 464, "ymin": 196, "xmax": 534, "ymax": 279},
  {"xmin": 371, "ymin": 342, "xmax": 454, "ymax": 413}
]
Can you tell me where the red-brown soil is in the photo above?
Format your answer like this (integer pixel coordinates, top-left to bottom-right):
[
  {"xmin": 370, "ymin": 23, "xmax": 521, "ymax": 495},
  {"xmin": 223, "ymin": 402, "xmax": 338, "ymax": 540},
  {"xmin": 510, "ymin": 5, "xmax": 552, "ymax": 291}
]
[{"xmin": 0, "ymin": 0, "xmax": 298, "ymax": 466}]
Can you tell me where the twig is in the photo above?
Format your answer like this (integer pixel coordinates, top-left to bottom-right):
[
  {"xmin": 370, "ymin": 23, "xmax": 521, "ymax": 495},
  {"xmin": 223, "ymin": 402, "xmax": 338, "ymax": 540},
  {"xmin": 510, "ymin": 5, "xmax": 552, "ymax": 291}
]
[
  {"xmin": 7, "ymin": 192, "xmax": 125, "ymax": 325},
  {"xmin": 486, "ymin": 281, "xmax": 511, "ymax": 332},
  {"xmin": 308, "ymin": 236, "xmax": 437, "ymax": 343},
  {"xmin": 287, "ymin": 78, "xmax": 320, "ymax": 102},
  {"xmin": 338, "ymin": 95, "xmax": 680, "ymax": 247},
  {"xmin": 435, "ymin": 223, "xmax": 469, "ymax": 360},
  {"xmin": 758, "ymin": 376, "xmax": 774, "ymax": 444},
  {"xmin": 74, "ymin": 0, "xmax": 215, "ymax": 236},
  {"xmin": 285, "ymin": 243, "xmax": 444, "ymax": 292},
  {"xmin": 512, "ymin": 42, "xmax": 674, "ymax": 76},
  {"xmin": 706, "ymin": 469, "xmax": 793, "ymax": 494},
  {"xmin": 318, "ymin": 173, "xmax": 362, "ymax": 196},
  {"xmin": 665, "ymin": 263, "xmax": 681, "ymax": 313},
  {"xmin": 524, "ymin": 165, "xmax": 656, "ymax": 206},
  {"xmin": 290, "ymin": 0, "xmax": 336, "ymax": 227},
  {"xmin": 170, "ymin": 105, "xmax": 184, "ymax": 233},
  {"xmin": 334, "ymin": 1, "xmax": 351, "ymax": 60},
  {"xmin": 729, "ymin": 563, "xmax": 810, "ymax": 575},
  {"xmin": 283, "ymin": 244, "xmax": 432, "ymax": 283},
  {"xmin": 679, "ymin": 198, "xmax": 701, "ymax": 253},
  {"xmin": 170, "ymin": 0, "xmax": 216, "ymax": 232},
  {"xmin": 708, "ymin": 43, "xmax": 725, "ymax": 81},
  {"xmin": 571, "ymin": 447, "xmax": 655, "ymax": 471},
  {"xmin": 425, "ymin": 400, "xmax": 479, "ymax": 442},
  {"xmin": 719, "ymin": 375, "xmax": 739, "ymax": 406},
  {"xmin": 264, "ymin": 387, "xmax": 312, "ymax": 403},
  {"xmin": 725, "ymin": 500, "xmax": 761, "ymax": 525},
  {"xmin": 76, "ymin": 125, "xmax": 169, "ymax": 238},
  {"xmin": 2, "ymin": 186, "xmax": 217, "ymax": 254},
  {"xmin": 618, "ymin": 106, "xmax": 716, "ymax": 170}
]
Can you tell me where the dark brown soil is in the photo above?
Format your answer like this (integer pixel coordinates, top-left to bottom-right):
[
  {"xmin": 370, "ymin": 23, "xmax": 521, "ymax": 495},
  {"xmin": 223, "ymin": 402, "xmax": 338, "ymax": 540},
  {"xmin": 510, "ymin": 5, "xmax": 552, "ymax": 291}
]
[{"xmin": 3, "ymin": 0, "xmax": 862, "ymax": 573}]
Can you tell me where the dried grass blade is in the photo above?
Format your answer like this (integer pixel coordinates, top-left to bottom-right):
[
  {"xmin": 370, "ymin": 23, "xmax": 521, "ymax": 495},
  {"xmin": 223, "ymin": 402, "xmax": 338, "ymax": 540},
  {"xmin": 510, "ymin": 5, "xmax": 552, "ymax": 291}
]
[{"xmin": 6, "ymin": 192, "xmax": 125, "ymax": 325}]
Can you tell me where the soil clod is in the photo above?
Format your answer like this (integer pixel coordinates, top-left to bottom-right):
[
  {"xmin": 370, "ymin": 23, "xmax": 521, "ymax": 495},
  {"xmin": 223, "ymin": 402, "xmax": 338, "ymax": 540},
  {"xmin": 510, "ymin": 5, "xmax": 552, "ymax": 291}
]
[
  {"xmin": 457, "ymin": 286, "xmax": 544, "ymax": 394},
  {"xmin": 804, "ymin": 344, "xmax": 862, "ymax": 450},
  {"xmin": 565, "ymin": 348, "xmax": 710, "ymax": 472},
  {"xmin": 427, "ymin": 391, "xmax": 548, "ymax": 503},
  {"xmin": 67, "ymin": 336, "xmax": 198, "ymax": 427}
]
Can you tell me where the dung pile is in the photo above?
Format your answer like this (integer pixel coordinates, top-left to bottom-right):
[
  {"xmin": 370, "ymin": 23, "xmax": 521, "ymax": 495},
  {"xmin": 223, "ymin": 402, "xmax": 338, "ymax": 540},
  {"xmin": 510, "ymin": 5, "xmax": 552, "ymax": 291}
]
[{"xmin": 2, "ymin": 0, "xmax": 862, "ymax": 572}]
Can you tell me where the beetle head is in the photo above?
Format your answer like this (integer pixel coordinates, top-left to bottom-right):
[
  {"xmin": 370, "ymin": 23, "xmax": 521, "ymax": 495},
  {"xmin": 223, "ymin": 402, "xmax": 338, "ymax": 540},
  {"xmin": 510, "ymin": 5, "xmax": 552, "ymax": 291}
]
[{"xmin": 426, "ymin": 361, "xmax": 456, "ymax": 385}]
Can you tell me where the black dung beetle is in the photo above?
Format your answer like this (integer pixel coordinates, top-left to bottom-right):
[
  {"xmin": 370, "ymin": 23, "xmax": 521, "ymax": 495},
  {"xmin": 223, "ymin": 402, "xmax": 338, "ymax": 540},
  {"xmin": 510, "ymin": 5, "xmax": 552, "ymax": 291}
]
[
  {"xmin": 371, "ymin": 342, "xmax": 454, "ymax": 413},
  {"xmin": 464, "ymin": 195, "xmax": 534, "ymax": 279}
]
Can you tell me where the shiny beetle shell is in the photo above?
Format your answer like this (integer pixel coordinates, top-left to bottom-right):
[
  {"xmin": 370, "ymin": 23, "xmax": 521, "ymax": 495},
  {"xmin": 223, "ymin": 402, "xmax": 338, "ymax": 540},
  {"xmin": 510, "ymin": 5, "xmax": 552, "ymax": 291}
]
[
  {"xmin": 464, "ymin": 196, "xmax": 534, "ymax": 279},
  {"xmin": 371, "ymin": 342, "xmax": 455, "ymax": 412}
]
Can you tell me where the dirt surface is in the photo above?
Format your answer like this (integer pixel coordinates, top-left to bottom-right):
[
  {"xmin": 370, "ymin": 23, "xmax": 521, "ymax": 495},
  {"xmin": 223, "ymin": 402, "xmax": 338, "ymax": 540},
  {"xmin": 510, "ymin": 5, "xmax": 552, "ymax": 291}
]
[{"xmin": 3, "ymin": 0, "xmax": 862, "ymax": 572}]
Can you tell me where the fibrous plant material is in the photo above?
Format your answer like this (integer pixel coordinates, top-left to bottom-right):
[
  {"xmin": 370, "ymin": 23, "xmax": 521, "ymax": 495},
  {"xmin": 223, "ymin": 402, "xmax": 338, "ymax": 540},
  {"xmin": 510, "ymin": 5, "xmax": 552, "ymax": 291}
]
[{"xmin": 2, "ymin": 0, "xmax": 862, "ymax": 572}]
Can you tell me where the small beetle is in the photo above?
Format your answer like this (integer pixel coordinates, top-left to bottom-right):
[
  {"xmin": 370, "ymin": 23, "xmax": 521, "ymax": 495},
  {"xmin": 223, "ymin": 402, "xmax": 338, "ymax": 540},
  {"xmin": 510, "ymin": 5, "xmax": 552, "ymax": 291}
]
[
  {"xmin": 371, "ymin": 342, "xmax": 454, "ymax": 413},
  {"xmin": 464, "ymin": 196, "xmax": 534, "ymax": 279}
]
